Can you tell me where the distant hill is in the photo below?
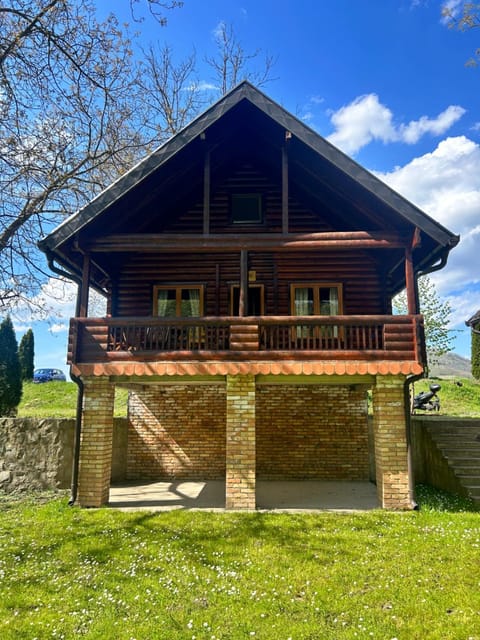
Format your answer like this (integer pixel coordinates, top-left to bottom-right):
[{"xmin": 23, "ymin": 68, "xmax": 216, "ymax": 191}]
[{"xmin": 429, "ymin": 352, "xmax": 473, "ymax": 379}]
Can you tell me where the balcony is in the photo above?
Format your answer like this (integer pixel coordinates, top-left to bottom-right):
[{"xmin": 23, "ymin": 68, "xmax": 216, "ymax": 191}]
[{"xmin": 68, "ymin": 315, "xmax": 425, "ymax": 365}]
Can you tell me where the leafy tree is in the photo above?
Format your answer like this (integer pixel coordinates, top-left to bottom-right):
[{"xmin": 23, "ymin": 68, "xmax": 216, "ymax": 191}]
[
  {"xmin": 18, "ymin": 328, "xmax": 34, "ymax": 381},
  {"xmin": 472, "ymin": 327, "xmax": 480, "ymax": 379},
  {"xmin": 0, "ymin": 315, "xmax": 22, "ymax": 415},
  {"xmin": 393, "ymin": 275, "xmax": 455, "ymax": 370},
  {"xmin": 466, "ymin": 311, "xmax": 480, "ymax": 379}
]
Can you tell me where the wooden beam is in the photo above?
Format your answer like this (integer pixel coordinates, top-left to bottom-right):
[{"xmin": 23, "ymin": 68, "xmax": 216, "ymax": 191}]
[
  {"xmin": 87, "ymin": 231, "xmax": 409, "ymax": 253},
  {"xmin": 405, "ymin": 246, "xmax": 417, "ymax": 314},
  {"xmin": 78, "ymin": 253, "xmax": 91, "ymax": 318},
  {"xmin": 239, "ymin": 250, "xmax": 248, "ymax": 317},
  {"xmin": 203, "ymin": 148, "xmax": 210, "ymax": 235},
  {"xmin": 282, "ymin": 136, "xmax": 290, "ymax": 234},
  {"xmin": 215, "ymin": 263, "xmax": 220, "ymax": 315}
]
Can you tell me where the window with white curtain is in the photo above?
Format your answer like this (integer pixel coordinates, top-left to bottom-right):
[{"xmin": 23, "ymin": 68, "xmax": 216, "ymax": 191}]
[
  {"xmin": 291, "ymin": 283, "xmax": 343, "ymax": 339},
  {"xmin": 153, "ymin": 286, "xmax": 204, "ymax": 317},
  {"xmin": 291, "ymin": 284, "xmax": 342, "ymax": 316}
]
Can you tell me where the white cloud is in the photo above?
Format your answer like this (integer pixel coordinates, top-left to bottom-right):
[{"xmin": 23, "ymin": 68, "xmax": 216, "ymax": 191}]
[
  {"xmin": 302, "ymin": 111, "xmax": 314, "ymax": 123},
  {"xmin": 30, "ymin": 278, "xmax": 77, "ymax": 319},
  {"xmin": 376, "ymin": 136, "xmax": 480, "ymax": 236},
  {"xmin": 13, "ymin": 323, "xmax": 33, "ymax": 335},
  {"xmin": 444, "ymin": 288, "xmax": 480, "ymax": 328},
  {"xmin": 375, "ymin": 135, "xmax": 480, "ymax": 327},
  {"xmin": 184, "ymin": 80, "xmax": 218, "ymax": 92},
  {"xmin": 196, "ymin": 81, "xmax": 218, "ymax": 91},
  {"xmin": 327, "ymin": 94, "xmax": 465, "ymax": 154},
  {"xmin": 299, "ymin": 95, "xmax": 326, "ymax": 127},
  {"xmin": 399, "ymin": 106, "xmax": 466, "ymax": 143},
  {"xmin": 9, "ymin": 277, "xmax": 76, "ymax": 326},
  {"xmin": 11, "ymin": 275, "xmax": 107, "ymax": 323},
  {"xmin": 328, "ymin": 94, "xmax": 397, "ymax": 154},
  {"xmin": 212, "ymin": 20, "xmax": 226, "ymax": 40},
  {"xmin": 49, "ymin": 323, "xmax": 68, "ymax": 334}
]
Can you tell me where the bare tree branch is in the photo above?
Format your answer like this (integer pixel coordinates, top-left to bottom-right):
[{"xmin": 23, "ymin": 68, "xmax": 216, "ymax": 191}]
[
  {"xmin": 0, "ymin": 0, "xmax": 150, "ymax": 311},
  {"xmin": 205, "ymin": 22, "xmax": 277, "ymax": 94},
  {"xmin": 130, "ymin": 0, "xmax": 183, "ymax": 25},
  {"xmin": 442, "ymin": 2, "xmax": 480, "ymax": 66},
  {"xmin": 0, "ymin": 3, "xmax": 277, "ymax": 315}
]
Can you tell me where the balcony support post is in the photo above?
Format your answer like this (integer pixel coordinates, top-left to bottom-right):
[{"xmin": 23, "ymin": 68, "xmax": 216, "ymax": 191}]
[
  {"xmin": 225, "ymin": 374, "xmax": 256, "ymax": 509},
  {"xmin": 77, "ymin": 376, "xmax": 115, "ymax": 507},
  {"xmin": 372, "ymin": 375, "xmax": 414, "ymax": 509}
]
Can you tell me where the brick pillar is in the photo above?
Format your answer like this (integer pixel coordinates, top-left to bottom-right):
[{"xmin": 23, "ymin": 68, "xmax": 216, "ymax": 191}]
[
  {"xmin": 77, "ymin": 377, "xmax": 115, "ymax": 507},
  {"xmin": 372, "ymin": 375, "xmax": 413, "ymax": 509},
  {"xmin": 225, "ymin": 374, "xmax": 256, "ymax": 510}
]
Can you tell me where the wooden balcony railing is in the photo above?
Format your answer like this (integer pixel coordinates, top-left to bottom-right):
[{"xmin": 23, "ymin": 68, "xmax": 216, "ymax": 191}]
[{"xmin": 68, "ymin": 315, "xmax": 424, "ymax": 365}]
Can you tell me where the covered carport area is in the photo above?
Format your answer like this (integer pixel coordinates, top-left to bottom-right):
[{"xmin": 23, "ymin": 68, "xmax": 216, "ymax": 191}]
[{"xmin": 108, "ymin": 479, "xmax": 379, "ymax": 512}]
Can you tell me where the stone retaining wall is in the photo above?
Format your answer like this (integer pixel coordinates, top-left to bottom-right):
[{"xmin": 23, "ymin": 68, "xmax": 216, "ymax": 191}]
[
  {"xmin": 0, "ymin": 417, "xmax": 127, "ymax": 493},
  {"xmin": 1, "ymin": 416, "xmax": 478, "ymax": 495}
]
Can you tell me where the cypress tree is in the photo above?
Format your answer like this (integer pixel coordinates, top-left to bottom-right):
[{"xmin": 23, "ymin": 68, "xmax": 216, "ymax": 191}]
[
  {"xmin": 0, "ymin": 316, "xmax": 22, "ymax": 416},
  {"xmin": 18, "ymin": 329, "xmax": 35, "ymax": 381}
]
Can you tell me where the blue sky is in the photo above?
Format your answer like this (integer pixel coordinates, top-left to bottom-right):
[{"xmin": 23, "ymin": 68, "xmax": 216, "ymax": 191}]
[{"xmin": 18, "ymin": 0, "xmax": 480, "ymax": 371}]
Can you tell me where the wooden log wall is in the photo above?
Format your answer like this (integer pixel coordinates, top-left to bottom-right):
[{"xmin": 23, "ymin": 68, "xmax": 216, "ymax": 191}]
[
  {"xmin": 114, "ymin": 249, "xmax": 384, "ymax": 318},
  {"xmin": 274, "ymin": 250, "xmax": 384, "ymax": 315},
  {"xmin": 111, "ymin": 159, "xmax": 386, "ymax": 317},
  {"xmin": 161, "ymin": 161, "xmax": 332, "ymax": 234}
]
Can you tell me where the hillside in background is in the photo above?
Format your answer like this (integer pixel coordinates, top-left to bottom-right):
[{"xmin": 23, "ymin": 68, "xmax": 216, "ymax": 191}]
[{"xmin": 429, "ymin": 353, "xmax": 473, "ymax": 379}]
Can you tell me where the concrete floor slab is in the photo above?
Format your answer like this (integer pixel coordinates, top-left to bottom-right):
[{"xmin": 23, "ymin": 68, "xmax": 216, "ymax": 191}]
[{"xmin": 108, "ymin": 480, "xmax": 379, "ymax": 512}]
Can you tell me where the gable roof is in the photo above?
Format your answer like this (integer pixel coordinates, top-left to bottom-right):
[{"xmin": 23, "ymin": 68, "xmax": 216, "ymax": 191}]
[{"xmin": 39, "ymin": 81, "xmax": 459, "ymax": 285}]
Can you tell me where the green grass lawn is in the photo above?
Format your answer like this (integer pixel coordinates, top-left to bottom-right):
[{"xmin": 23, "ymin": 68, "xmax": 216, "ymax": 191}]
[
  {"xmin": 11, "ymin": 376, "xmax": 480, "ymax": 638},
  {"xmin": 413, "ymin": 377, "xmax": 480, "ymax": 417},
  {"xmin": 18, "ymin": 382, "xmax": 128, "ymax": 418},
  {"xmin": 0, "ymin": 488, "xmax": 478, "ymax": 640}
]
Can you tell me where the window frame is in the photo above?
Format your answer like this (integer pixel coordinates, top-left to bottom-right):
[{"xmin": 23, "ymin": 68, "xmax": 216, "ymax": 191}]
[
  {"xmin": 153, "ymin": 284, "xmax": 205, "ymax": 317},
  {"xmin": 230, "ymin": 193, "xmax": 264, "ymax": 225},
  {"xmin": 290, "ymin": 282, "xmax": 343, "ymax": 343},
  {"xmin": 290, "ymin": 283, "xmax": 343, "ymax": 316}
]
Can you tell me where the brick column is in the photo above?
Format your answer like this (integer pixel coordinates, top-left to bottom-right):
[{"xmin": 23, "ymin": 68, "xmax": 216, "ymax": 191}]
[
  {"xmin": 225, "ymin": 374, "xmax": 256, "ymax": 510},
  {"xmin": 372, "ymin": 375, "xmax": 413, "ymax": 509},
  {"xmin": 77, "ymin": 377, "xmax": 115, "ymax": 507}
]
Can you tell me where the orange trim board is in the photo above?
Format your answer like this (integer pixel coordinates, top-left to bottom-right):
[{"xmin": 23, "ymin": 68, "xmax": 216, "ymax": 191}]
[{"xmin": 72, "ymin": 360, "xmax": 424, "ymax": 379}]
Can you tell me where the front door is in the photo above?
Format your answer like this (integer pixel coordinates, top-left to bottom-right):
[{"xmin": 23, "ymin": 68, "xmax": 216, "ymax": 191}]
[{"xmin": 230, "ymin": 284, "xmax": 264, "ymax": 315}]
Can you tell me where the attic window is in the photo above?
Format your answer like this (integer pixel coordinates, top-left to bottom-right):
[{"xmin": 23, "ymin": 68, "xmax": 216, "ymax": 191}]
[{"xmin": 231, "ymin": 194, "xmax": 263, "ymax": 224}]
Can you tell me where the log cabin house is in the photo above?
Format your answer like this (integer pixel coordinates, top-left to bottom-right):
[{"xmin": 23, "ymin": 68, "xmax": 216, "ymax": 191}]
[{"xmin": 39, "ymin": 82, "xmax": 459, "ymax": 510}]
